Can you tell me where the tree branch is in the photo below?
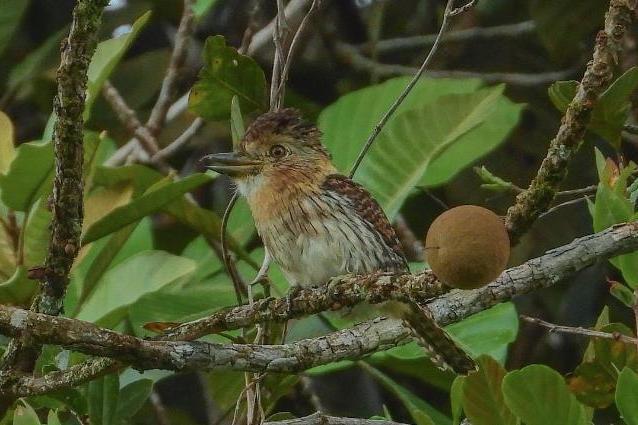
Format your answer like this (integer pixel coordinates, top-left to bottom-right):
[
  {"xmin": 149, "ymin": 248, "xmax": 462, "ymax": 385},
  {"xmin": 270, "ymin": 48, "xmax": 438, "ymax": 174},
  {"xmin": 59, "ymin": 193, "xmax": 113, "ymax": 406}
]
[
  {"xmin": 365, "ymin": 21, "xmax": 536, "ymax": 54},
  {"xmin": 146, "ymin": 0, "xmax": 195, "ymax": 136},
  {"xmin": 520, "ymin": 315, "xmax": 638, "ymax": 345},
  {"xmin": 505, "ymin": 0, "xmax": 637, "ymax": 242},
  {"xmin": 1, "ymin": 221, "xmax": 636, "ymax": 398},
  {"xmin": 263, "ymin": 412, "xmax": 409, "ymax": 425},
  {"xmin": 0, "ymin": 0, "xmax": 109, "ymax": 410},
  {"xmin": 335, "ymin": 41, "xmax": 577, "ymax": 87}
]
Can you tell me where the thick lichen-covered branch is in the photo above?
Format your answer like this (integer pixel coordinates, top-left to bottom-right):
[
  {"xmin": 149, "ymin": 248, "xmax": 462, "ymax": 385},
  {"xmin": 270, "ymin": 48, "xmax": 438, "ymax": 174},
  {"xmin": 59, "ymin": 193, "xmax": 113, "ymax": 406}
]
[
  {"xmin": 0, "ymin": 0, "xmax": 108, "ymax": 403},
  {"xmin": 0, "ymin": 221, "xmax": 636, "ymax": 398},
  {"xmin": 263, "ymin": 412, "xmax": 409, "ymax": 425},
  {"xmin": 505, "ymin": 0, "xmax": 637, "ymax": 241}
]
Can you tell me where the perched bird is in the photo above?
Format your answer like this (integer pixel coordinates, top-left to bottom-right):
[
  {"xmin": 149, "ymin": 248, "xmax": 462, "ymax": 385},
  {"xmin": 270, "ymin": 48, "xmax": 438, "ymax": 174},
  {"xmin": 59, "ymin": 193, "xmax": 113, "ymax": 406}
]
[{"xmin": 203, "ymin": 108, "xmax": 475, "ymax": 374}]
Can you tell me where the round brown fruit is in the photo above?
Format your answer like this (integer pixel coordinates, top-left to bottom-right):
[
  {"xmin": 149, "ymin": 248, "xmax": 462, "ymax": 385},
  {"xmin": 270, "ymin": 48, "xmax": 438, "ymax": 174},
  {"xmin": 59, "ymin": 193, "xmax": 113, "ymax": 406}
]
[{"xmin": 424, "ymin": 205, "xmax": 510, "ymax": 289}]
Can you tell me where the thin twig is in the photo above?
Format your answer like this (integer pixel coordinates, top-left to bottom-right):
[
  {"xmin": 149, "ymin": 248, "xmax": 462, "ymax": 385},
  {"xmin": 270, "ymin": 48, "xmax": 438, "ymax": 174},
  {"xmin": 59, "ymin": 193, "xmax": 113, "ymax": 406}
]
[
  {"xmin": 150, "ymin": 118, "xmax": 205, "ymax": 163},
  {"xmin": 146, "ymin": 0, "xmax": 195, "ymax": 135},
  {"xmin": 275, "ymin": 0, "xmax": 322, "ymax": 104},
  {"xmin": 336, "ymin": 42, "xmax": 578, "ymax": 87},
  {"xmin": 367, "ymin": 21, "xmax": 536, "ymax": 54},
  {"xmin": 270, "ymin": 0, "xmax": 288, "ymax": 110},
  {"xmin": 348, "ymin": 0, "xmax": 475, "ymax": 178},
  {"xmin": 248, "ymin": 0, "xmax": 312, "ymax": 56},
  {"xmin": 150, "ymin": 391, "xmax": 171, "ymax": 425},
  {"xmin": 537, "ymin": 196, "xmax": 590, "ymax": 220},
  {"xmin": 521, "ymin": 315, "xmax": 638, "ymax": 345},
  {"xmin": 221, "ymin": 193, "xmax": 245, "ymax": 305},
  {"xmin": 102, "ymin": 81, "xmax": 161, "ymax": 155},
  {"xmin": 449, "ymin": 0, "xmax": 479, "ymax": 16}
]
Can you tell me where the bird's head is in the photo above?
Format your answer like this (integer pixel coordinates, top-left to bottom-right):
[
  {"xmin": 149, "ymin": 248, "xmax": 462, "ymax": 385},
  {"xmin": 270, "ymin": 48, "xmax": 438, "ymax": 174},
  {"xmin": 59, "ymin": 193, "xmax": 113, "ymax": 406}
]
[{"xmin": 202, "ymin": 108, "xmax": 335, "ymax": 196}]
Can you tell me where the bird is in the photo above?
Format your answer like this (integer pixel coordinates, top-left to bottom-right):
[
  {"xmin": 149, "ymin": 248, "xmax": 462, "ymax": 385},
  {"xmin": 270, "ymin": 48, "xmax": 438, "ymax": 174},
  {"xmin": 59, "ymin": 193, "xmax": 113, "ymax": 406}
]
[{"xmin": 203, "ymin": 108, "xmax": 476, "ymax": 374}]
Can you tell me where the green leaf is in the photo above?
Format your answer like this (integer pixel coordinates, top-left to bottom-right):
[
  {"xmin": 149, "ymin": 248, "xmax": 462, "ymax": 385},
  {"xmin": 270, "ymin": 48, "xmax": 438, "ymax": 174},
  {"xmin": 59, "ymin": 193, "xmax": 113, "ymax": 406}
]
[
  {"xmin": 47, "ymin": 410, "xmax": 62, "ymax": 425},
  {"xmin": 13, "ymin": 400, "xmax": 41, "ymax": 425},
  {"xmin": 82, "ymin": 173, "xmax": 214, "ymax": 244},
  {"xmin": 462, "ymin": 356, "xmax": 517, "ymax": 425},
  {"xmin": 530, "ymin": 0, "xmax": 607, "ymax": 64},
  {"xmin": 474, "ymin": 166, "xmax": 517, "ymax": 193},
  {"xmin": 6, "ymin": 28, "xmax": 66, "ymax": 95},
  {"xmin": 378, "ymin": 303, "xmax": 518, "ymax": 368},
  {"xmin": 590, "ymin": 150, "xmax": 638, "ymax": 287},
  {"xmin": 0, "ymin": 266, "xmax": 39, "ymax": 305},
  {"xmin": 319, "ymin": 76, "xmax": 483, "ymax": 172},
  {"xmin": 0, "ymin": 141, "xmax": 53, "ymax": 211},
  {"xmin": 503, "ymin": 365, "xmax": 588, "ymax": 425},
  {"xmin": 128, "ymin": 280, "xmax": 236, "ymax": 336},
  {"xmin": 114, "ymin": 379, "xmax": 153, "ymax": 423},
  {"xmin": 359, "ymin": 87, "xmax": 518, "ymax": 217},
  {"xmin": 450, "ymin": 376, "xmax": 465, "ymax": 425},
  {"xmin": 88, "ymin": 374, "xmax": 119, "ymax": 425},
  {"xmin": 609, "ymin": 281, "xmax": 636, "ymax": 308},
  {"xmin": 189, "ymin": 35, "xmax": 267, "ymax": 120},
  {"xmin": 0, "ymin": 0, "xmax": 29, "ymax": 57},
  {"xmin": 616, "ymin": 367, "xmax": 638, "ymax": 425},
  {"xmin": 361, "ymin": 363, "xmax": 444, "ymax": 425},
  {"xmin": 548, "ymin": 68, "xmax": 638, "ymax": 148},
  {"xmin": 76, "ymin": 251, "xmax": 195, "ymax": 327},
  {"xmin": 84, "ymin": 12, "xmax": 151, "ymax": 120},
  {"xmin": 22, "ymin": 197, "xmax": 52, "ymax": 267},
  {"xmin": 0, "ymin": 110, "xmax": 15, "ymax": 175},
  {"xmin": 0, "ymin": 132, "xmax": 100, "ymax": 212}
]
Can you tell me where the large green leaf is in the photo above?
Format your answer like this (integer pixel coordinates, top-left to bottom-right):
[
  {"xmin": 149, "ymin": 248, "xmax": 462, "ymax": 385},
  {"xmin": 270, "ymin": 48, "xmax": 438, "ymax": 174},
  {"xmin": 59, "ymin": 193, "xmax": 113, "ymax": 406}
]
[
  {"xmin": 82, "ymin": 173, "xmax": 214, "ymax": 244},
  {"xmin": 0, "ymin": 0, "xmax": 29, "ymax": 57},
  {"xmin": 616, "ymin": 368, "xmax": 638, "ymax": 425},
  {"xmin": 67, "ymin": 218, "xmax": 153, "ymax": 315},
  {"xmin": 355, "ymin": 86, "xmax": 519, "ymax": 217},
  {"xmin": 503, "ymin": 365, "xmax": 588, "ymax": 425},
  {"xmin": 76, "ymin": 251, "xmax": 195, "ymax": 326},
  {"xmin": 548, "ymin": 68, "xmax": 638, "ymax": 148},
  {"xmin": 88, "ymin": 374, "xmax": 119, "ymax": 425},
  {"xmin": 129, "ymin": 280, "xmax": 236, "ymax": 337},
  {"xmin": 0, "ymin": 141, "xmax": 53, "ymax": 211},
  {"xmin": 361, "ymin": 363, "xmax": 442, "ymax": 425},
  {"xmin": 0, "ymin": 266, "xmax": 38, "ymax": 305},
  {"xmin": 84, "ymin": 12, "xmax": 151, "ymax": 120},
  {"xmin": 189, "ymin": 35, "xmax": 267, "ymax": 120},
  {"xmin": 6, "ymin": 28, "xmax": 66, "ymax": 96},
  {"xmin": 589, "ymin": 150, "xmax": 638, "ymax": 287},
  {"xmin": 0, "ymin": 133, "xmax": 100, "ymax": 212},
  {"xmin": 318, "ymin": 76, "xmax": 483, "ymax": 172},
  {"xmin": 13, "ymin": 400, "xmax": 41, "ymax": 425},
  {"xmin": 114, "ymin": 379, "xmax": 153, "ymax": 423},
  {"xmin": 0, "ymin": 110, "xmax": 15, "ymax": 175},
  {"xmin": 462, "ymin": 356, "xmax": 517, "ymax": 425},
  {"xmin": 380, "ymin": 303, "xmax": 518, "ymax": 364},
  {"xmin": 22, "ymin": 197, "xmax": 52, "ymax": 267}
]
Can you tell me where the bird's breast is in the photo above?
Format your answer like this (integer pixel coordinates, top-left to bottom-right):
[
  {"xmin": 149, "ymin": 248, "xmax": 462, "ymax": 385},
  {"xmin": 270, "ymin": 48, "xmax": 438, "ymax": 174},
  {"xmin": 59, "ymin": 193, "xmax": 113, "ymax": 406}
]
[{"xmin": 250, "ymin": 192, "xmax": 405, "ymax": 287}]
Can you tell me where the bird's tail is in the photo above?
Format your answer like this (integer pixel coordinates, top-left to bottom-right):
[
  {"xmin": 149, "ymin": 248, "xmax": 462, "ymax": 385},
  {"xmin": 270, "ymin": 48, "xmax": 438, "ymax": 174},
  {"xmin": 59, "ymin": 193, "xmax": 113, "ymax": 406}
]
[{"xmin": 401, "ymin": 302, "xmax": 477, "ymax": 375}]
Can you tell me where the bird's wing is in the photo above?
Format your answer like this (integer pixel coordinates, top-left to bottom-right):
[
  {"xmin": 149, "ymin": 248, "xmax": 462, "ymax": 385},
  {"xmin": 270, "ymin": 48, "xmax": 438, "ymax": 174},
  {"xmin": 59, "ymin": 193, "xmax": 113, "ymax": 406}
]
[{"xmin": 321, "ymin": 174, "xmax": 407, "ymax": 267}]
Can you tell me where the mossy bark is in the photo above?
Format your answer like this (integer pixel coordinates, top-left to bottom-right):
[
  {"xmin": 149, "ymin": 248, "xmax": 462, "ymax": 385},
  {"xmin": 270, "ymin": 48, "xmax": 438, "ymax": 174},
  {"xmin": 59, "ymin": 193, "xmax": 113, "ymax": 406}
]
[
  {"xmin": 505, "ymin": 0, "xmax": 637, "ymax": 242},
  {"xmin": 0, "ymin": 0, "xmax": 108, "ymax": 411}
]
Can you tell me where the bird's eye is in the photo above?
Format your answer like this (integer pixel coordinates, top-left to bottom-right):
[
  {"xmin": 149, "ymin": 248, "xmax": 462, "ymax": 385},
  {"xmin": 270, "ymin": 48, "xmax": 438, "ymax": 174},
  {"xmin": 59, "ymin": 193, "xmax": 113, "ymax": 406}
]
[{"xmin": 269, "ymin": 144, "xmax": 288, "ymax": 159}]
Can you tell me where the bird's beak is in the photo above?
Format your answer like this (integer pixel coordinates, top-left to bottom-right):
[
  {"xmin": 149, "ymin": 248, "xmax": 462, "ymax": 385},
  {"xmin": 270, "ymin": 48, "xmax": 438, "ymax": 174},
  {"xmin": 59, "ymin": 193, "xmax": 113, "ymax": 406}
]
[{"xmin": 201, "ymin": 152, "xmax": 262, "ymax": 177}]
